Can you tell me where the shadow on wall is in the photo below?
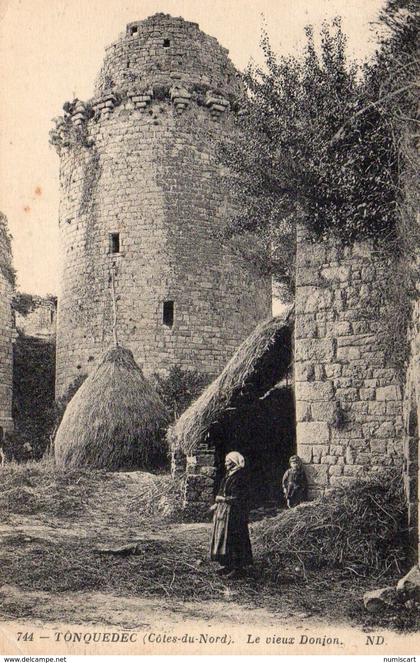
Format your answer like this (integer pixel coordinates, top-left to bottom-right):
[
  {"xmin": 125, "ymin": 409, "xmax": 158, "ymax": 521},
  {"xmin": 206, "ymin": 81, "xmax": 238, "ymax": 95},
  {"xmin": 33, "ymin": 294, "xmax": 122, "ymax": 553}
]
[{"xmin": 12, "ymin": 333, "xmax": 56, "ymax": 460}]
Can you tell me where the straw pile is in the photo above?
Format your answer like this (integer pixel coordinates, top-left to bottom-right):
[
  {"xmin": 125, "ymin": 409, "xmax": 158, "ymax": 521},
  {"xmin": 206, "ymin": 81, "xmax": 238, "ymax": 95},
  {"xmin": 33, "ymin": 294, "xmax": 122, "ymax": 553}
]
[
  {"xmin": 254, "ymin": 471, "xmax": 409, "ymax": 580},
  {"xmin": 169, "ymin": 310, "xmax": 293, "ymax": 454},
  {"xmin": 54, "ymin": 346, "xmax": 169, "ymax": 470}
]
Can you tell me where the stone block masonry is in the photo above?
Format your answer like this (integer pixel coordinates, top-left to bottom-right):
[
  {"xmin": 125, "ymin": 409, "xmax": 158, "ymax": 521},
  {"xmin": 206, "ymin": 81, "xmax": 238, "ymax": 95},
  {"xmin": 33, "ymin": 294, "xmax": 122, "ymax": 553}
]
[
  {"xmin": 295, "ymin": 226, "xmax": 403, "ymax": 496},
  {"xmin": 15, "ymin": 295, "xmax": 56, "ymax": 340},
  {"xmin": 402, "ymin": 292, "xmax": 419, "ymax": 557},
  {"xmin": 0, "ymin": 214, "xmax": 14, "ymax": 435},
  {"xmin": 53, "ymin": 14, "xmax": 271, "ymax": 398},
  {"xmin": 172, "ymin": 445, "xmax": 216, "ymax": 520}
]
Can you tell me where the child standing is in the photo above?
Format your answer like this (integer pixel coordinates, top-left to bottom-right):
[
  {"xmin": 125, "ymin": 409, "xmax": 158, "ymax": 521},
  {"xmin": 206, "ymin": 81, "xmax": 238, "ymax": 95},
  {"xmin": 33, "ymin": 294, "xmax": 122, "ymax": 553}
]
[{"xmin": 282, "ymin": 455, "xmax": 308, "ymax": 508}]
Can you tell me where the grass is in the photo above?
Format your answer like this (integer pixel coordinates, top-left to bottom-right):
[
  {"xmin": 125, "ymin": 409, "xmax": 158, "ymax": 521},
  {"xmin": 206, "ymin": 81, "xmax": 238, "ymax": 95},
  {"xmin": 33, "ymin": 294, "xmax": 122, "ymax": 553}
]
[
  {"xmin": 0, "ymin": 457, "xmax": 182, "ymax": 526},
  {"xmin": 0, "ymin": 457, "xmax": 111, "ymax": 520},
  {"xmin": 0, "ymin": 459, "xmax": 418, "ymax": 632}
]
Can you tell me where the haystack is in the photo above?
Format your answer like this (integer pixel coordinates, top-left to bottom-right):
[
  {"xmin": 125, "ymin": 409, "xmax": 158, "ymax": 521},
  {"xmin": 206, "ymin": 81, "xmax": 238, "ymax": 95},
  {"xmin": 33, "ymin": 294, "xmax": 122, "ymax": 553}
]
[{"xmin": 54, "ymin": 346, "xmax": 169, "ymax": 471}]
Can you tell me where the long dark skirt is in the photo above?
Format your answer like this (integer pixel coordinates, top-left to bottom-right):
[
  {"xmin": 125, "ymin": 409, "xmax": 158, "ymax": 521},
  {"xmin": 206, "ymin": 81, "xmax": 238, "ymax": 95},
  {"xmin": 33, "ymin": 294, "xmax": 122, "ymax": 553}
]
[{"xmin": 210, "ymin": 502, "xmax": 253, "ymax": 569}]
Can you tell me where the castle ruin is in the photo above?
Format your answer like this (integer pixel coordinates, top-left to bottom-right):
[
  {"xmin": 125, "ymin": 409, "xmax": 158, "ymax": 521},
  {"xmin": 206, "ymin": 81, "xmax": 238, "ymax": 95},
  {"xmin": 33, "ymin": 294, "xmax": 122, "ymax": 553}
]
[
  {"xmin": 51, "ymin": 13, "xmax": 271, "ymax": 398},
  {"xmin": 49, "ymin": 12, "xmax": 418, "ymax": 559},
  {"xmin": 14, "ymin": 295, "xmax": 57, "ymax": 340},
  {"xmin": 0, "ymin": 213, "xmax": 14, "ymax": 436},
  {"xmin": 294, "ymin": 228, "xmax": 404, "ymax": 494},
  {"xmin": 294, "ymin": 228, "xmax": 419, "ymax": 557}
]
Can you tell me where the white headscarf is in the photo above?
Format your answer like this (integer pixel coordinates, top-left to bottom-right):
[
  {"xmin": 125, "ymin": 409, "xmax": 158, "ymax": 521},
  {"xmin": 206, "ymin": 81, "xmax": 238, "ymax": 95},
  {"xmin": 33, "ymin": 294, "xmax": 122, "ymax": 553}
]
[{"xmin": 225, "ymin": 451, "xmax": 245, "ymax": 474}]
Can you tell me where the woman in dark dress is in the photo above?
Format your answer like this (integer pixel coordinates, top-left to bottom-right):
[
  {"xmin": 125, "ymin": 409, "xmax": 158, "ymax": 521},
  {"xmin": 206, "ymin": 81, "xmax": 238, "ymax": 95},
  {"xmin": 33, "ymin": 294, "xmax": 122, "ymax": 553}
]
[{"xmin": 210, "ymin": 451, "xmax": 253, "ymax": 579}]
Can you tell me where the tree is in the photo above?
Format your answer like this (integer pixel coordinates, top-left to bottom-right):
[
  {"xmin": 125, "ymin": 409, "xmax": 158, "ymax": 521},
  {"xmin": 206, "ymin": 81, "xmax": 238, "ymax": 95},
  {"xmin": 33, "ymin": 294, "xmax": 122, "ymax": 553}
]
[
  {"xmin": 220, "ymin": 14, "xmax": 413, "ymax": 297},
  {"xmin": 153, "ymin": 366, "xmax": 208, "ymax": 422},
  {"xmin": 362, "ymin": 0, "xmax": 419, "ymax": 369},
  {"xmin": 366, "ymin": 0, "xmax": 418, "ymax": 252}
]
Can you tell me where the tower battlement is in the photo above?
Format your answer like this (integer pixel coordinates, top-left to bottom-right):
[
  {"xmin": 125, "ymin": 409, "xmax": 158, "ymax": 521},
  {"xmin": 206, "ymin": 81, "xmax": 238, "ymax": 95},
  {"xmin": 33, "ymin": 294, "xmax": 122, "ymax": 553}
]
[
  {"xmin": 95, "ymin": 13, "xmax": 239, "ymax": 99},
  {"xmin": 50, "ymin": 14, "xmax": 242, "ymax": 153}
]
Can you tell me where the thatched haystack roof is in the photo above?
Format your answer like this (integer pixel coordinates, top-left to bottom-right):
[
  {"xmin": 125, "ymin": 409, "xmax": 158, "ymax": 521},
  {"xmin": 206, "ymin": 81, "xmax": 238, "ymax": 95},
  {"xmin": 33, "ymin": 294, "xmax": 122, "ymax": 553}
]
[
  {"xmin": 169, "ymin": 309, "xmax": 294, "ymax": 455},
  {"xmin": 54, "ymin": 345, "xmax": 169, "ymax": 471}
]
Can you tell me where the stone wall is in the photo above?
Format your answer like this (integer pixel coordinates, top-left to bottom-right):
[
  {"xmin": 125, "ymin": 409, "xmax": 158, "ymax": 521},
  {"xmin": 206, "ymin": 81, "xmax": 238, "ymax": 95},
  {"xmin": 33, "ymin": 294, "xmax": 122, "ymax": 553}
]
[
  {"xmin": 15, "ymin": 296, "xmax": 56, "ymax": 340},
  {"xmin": 94, "ymin": 14, "xmax": 240, "ymax": 99},
  {"xmin": 295, "ymin": 226, "xmax": 403, "ymax": 497},
  {"xmin": 0, "ymin": 214, "xmax": 14, "ymax": 435},
  {"xmin": 402, "ymin": 292, "xmax": 419, "ymax": 558},
  {"xmin": 52, "ymin": 13, "xmax": 271, "ymax": 398},
  {"xmin": 172, "ymin": 446, "xmax": 216, "ymax": 520}
]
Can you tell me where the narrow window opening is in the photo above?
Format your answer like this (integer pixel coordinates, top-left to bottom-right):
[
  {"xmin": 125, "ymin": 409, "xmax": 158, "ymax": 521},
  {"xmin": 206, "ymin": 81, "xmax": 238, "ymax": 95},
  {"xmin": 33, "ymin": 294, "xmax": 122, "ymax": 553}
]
[
  {"xmin": 163, "ymin": 38, "xmax": 170, "ymax": 47},
  {"xmin": 130, "ymin": 26, "xmax": 138, "ymax": 36},
  {"xmin": 126, "ymin": 60, "xmax": 130, "ymax": 68},
  {"xmin": 109, "ymin": 232, "xmax": 120, "ymax": 254},
  {"xmin": 163, "ymin": 301, "xmax": 174, "ymax": 327}
]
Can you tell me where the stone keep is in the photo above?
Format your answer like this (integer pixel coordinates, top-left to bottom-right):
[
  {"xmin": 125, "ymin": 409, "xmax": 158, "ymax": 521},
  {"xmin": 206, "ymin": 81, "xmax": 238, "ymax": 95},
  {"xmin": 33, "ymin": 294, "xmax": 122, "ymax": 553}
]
[
  {"xmin": 294, "ymin": 226, "xmax": 404, "ymax": 497},
  {"xmin": 0, "ymin": 213, "xmax": 14, "ymax": 435},
  {"xmin": 52, "ymin": 14, "xmax": 271, "ymax": 397}
]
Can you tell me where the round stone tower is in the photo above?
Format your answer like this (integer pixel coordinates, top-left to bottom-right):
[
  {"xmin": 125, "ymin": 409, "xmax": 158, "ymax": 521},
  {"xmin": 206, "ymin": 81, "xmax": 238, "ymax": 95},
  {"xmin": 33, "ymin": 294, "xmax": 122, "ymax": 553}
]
[
  {"xmin": 52, "ymin": 13, "xmax": 271, "ymax": 397},
  {"xmin": 0, "ymin": 213, "xmax": 14, "ymax": 434}
]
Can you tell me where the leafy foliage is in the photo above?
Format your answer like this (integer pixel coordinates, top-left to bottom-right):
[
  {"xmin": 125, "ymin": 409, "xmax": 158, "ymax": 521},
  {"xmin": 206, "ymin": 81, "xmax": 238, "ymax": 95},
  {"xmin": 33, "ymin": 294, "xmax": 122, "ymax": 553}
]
[
  {"xmin": 12, "ymin": 292, "xmax": 37, "ymax": 316},
  {"xmin": 153, "ymin": 366, "xmax": 209, "ymax": 422},
  {"xmin": 221, "ymin": 10, "xmax": 417, "ymax": 299},
  {"xmin": 12, "ymin": 292, "xmax": 57, "ymax": 323},
  {"xmin": 366, "ymin": 0, "xmax": 419, "ymax": 369},
  {"xmin": 363, "ymin": 0, "xmax": 418, "ymax": 251}
]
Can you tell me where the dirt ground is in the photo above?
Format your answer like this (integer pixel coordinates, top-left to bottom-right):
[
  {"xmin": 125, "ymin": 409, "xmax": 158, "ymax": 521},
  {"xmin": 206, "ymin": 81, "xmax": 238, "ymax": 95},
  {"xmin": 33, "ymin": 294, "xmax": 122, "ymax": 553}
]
[
  {"xmin": 0, "ymin": 527, "xmax": 417, "ymax": 657},
  {"xmin": 0, "ymin": 554, "xmax": 418, "ymax": 657},
  {"xmin": 0, "ymin": 464, "xmax": 418, "ymax": 656}
]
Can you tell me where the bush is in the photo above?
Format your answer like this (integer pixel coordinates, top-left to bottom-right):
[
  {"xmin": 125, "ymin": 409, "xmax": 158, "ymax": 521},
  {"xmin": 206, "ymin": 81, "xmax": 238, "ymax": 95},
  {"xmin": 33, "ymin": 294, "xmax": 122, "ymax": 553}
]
[
  {"xmin": 153, "ymin": 366, "xmax": 209, "ymax": 422},
  {"xmin": 221, "ymin": 5, "xmax": 418, "ymax": 316}
]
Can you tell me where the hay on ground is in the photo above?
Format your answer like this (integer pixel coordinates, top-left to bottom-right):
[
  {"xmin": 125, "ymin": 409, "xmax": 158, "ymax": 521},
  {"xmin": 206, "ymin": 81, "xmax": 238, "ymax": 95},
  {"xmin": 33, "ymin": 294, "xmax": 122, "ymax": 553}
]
[
  {"xmin": 168, "ymin": 309, "xmax": 293, "ymax": 455},
  {"xmin": 253, "ymin": 471, "xmax": 410, "ymax": 580},
  {"xmin": 54, "ymin": 345, "xmax": 169, "ymax": 471}
]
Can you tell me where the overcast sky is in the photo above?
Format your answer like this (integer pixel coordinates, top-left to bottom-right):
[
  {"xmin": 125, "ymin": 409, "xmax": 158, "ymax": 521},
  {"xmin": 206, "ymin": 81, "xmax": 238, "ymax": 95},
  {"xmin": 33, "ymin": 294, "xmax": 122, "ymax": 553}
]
[{"xmin": 0, "ymin": 0, "xmax": 384, "ymax": 296}]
